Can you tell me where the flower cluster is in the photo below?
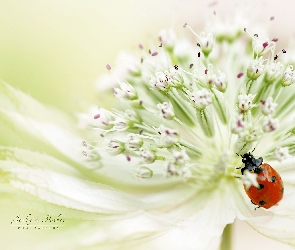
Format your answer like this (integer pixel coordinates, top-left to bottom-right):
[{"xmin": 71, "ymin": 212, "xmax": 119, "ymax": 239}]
[
  {"xmin": 3, "ymin": 14, "xmax": 295, "ymax": 250},
  {"xmin": 89, "ymin": 24, "xmax": 295, "ymax": 188}
]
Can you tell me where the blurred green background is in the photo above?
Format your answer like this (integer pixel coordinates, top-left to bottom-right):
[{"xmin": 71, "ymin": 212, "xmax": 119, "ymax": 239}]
[
  {"xmin": 0, "ymin": 0, "xmax": 291, "ymax": 113},
  {"xmin": 0, "ymin": 0, "xmax": 207, "ymax": 113}
]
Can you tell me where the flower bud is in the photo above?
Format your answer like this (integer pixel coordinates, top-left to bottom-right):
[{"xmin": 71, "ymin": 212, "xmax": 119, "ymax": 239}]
[
  {"xmin": 158, "ymin": 126, "xmax": 179, "ymax": 147},
  {"xmin": 199, "ymin": 32, "xmax": 214, "ymax": 56},
  {"xmin": 189, "ymin": 88, "xmax": 213, "ymax": 110},
  {"xmin": 140, "ymin": 148, "xmax": 156, "ymax": 164},
  {"xmin": 237, "ymin": 94, "xmax": 255, "ymax": 112},
  {"xmin": 134, "ymin": 167, "xmax": 153, "ymax": 179},
  {"xmin": 265, "ymin": 61, "xmax": 284, "ymax": 83},
  {"xmin": 281, "ymin": 65, "xmax": 295, "ymax": 86},
  {"xmin": 274, "ymin": 147, "xmax": 290, "ymax": 162},
  {"xmin": 260, "ymin": 97, "xmax": 277, "ymax": 116},
  {"xmin": 157, "ymin": 102, "xmax": 175, "ymax": 120},
  {"xmin": 262, "ymin": 117, "xmax": 279, "ymax": 132},
  {"xmin": 113, "ymin": 82, "xmax": 137, "ymax": 100},
  {"xmin": 106, "ymin": 139, "xmax": 125, "ymax": 155},
  {"xmin": 247, "ymin": 57, "xmax": 265, "ymax": 80},
  {"xmin": 126, "ymin": 134, "xmax": 143, "ymax": 151},
  {"xmin": 211, "ymin": 70, "xmax": 227, "ymax": 92}
]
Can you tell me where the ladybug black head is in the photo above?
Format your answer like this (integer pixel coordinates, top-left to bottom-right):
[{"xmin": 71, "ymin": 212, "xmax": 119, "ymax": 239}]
[
  {"xmin": 240, "ymin": 152, "xmax": 263, "ymax": 174},
  {"xmin": 241, "ymin": 152, "xmax": 254, "ymax": 164}
]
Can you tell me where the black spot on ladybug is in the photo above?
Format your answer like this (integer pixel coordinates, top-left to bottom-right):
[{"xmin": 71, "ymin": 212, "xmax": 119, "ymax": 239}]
[
  {"xmin": 271, "ymin": 176, "xmax": 276, "ymax": 182},
  {"xmin": 257, "ymin": 184, "xmax": 264, "ymax": 190},
  {"xmin": 259, "ymin": 200, "xmax": 266, "ymax": 206},
  {"xmin": 281, "ymin": 187, "xmax": 284, "ymax": 193},
  {"xmin": 251, "ymin": 200, "xmax": 257, "ymax": 205}
]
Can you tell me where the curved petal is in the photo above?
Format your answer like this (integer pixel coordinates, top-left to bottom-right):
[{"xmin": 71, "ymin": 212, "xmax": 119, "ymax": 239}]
[
  {"xmin": 0, "ymin": 108, "xmax": 84, "ymax": 163},
  {"xmin": 0, "ymin": 160, "xmax": 145, "ymax": 215},
  {"xmin": 0, "ymin": 80, "xmax": 75, "ymax": 128},
  {"xmin": 34, "ymin": 181, "xmax": 236, "ymax": 250},
  {"xmin": 0, "ymin": 81, "xmax": 86, "ymax": 165},
  {"xmin": 246, "ymin": 215, "xmax": 295, "ymax": 247}
]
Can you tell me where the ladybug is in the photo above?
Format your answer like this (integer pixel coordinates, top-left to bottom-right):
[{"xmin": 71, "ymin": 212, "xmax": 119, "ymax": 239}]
[{"xmin": 240, "ymin": 152, "xmax": 284, "ymax": 209}]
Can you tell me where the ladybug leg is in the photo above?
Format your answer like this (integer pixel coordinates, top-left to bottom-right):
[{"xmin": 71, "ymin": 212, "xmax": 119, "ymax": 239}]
[{"xmin": 251, "ymin": 200, "xmax": 260, "ymax": 210}]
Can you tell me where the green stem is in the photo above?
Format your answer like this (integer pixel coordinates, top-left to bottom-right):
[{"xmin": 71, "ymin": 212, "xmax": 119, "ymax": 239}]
[{"xmin": 220, "ymin": 223, "xmax": 232, "ymax": 250}]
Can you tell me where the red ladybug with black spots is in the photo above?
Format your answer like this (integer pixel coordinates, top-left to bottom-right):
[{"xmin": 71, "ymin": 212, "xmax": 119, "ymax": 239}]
[{"xmin": 241, "ymin": 152, "xmax": 284, "ymax": 209}]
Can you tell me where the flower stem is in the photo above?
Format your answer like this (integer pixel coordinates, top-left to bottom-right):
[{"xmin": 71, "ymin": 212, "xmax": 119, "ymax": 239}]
[{"xmin": 220, "ymin": 223, "xmax": 232, "ymax": 250}]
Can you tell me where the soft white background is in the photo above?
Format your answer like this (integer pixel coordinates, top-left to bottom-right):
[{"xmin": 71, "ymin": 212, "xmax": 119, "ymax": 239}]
[{"xmin": 0, "ymin": 0, "xmax": 294, "ymax": 249}]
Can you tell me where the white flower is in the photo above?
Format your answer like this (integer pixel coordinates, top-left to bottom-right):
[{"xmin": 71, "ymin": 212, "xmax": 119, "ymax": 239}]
[
  {"xmin": 113, "ymin": 81, "xmax": 138, "ymax": 100},
  {"xmin": 126, "ymin": 133, "xmax": 143, "ymax": 151},
  {"xmin": 2, "ymin": 16, "xmax": 295, "ymax": 250},
  {"xmin": 106, "ymin": 138, "xmax": 125, "ymax": 155},
  {"xmin": 211, "ymin": 70, "xmax": 227, "ymax": 92},
  {"xmin": 158, "ymin": 125, "xmax": 179, "ymax": 147},
  {"xmin": 150, "ymin": 72, "xmax": 170, "ymax": 92},
  {"xmin": 188, "ymin": 88, "xmax": 213, "ymax": 110},
  {"xmin": 139, "ymin": 148, "xmax": 156, "ymax": 164},
  {"xmin": 237, "ymin": 94, "xmax": 256, "ymax": 112},
  {"xmin": 157, "ymin": 102, "xmax": 175, "ymax": 120},
  {"xmin": 265, "ymin": 61, "xmax": 284, "ymax": 83},
  {"xmin": 158, "ymin": 28, "xmax": 177, "ymax": 48},
  {"xmin": 133, "ymin": 166, "xmax": 153, "ymax": 179},
  {"xmin": 282, "ymin": 65, "xmax": 295, "ymax": 86},
  {"xmin": 85, "ymin": 22, "xmax": 295, "ymax": 249},
  {"xmin": 247, "ymin": 57, "xmax": 265, "ymax": 80},
  {"xmin": 262, "ymin": 116, "xmax": 279, "ymax": 132},
  {"xmin": 275, "ymin": 147, "xmax": 291, "ymax": 162},
  {"xmin": 231, "ymin": 115, "xmax": 246, "ymax": 135},
  {"xmin": 252, "ymin": 35, "xmax": 275, "ymax": 57},
  {"xmin": 260, "ymin": 97, "xmax": 277, "ymax": 115}
]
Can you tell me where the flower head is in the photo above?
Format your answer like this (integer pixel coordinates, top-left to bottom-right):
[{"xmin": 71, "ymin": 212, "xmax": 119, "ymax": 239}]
[
  {"xmin": 84, "ymin": 22, "xmax": 295, "ymax": 248},
  {"xmin": 2, "ymin": 15, "xmax": 295, "ymax": 250}
]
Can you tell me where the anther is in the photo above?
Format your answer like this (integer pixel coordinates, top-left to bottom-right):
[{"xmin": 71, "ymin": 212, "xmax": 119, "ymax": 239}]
[
  {"xmin": 237, "ymin": 72, "xmax": 244, "ymax": 78},
  {"xmin": 106, "ymin": 64, "xmax": 111, "ymax": 70}
]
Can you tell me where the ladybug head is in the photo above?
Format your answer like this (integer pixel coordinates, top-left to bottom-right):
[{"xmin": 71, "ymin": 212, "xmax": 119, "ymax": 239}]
[
  {"xmin": 241, "ymin": 152, "xmax": 254, "ymax": 164},
  {"xmin": 240, "ymin": 152, "xmax": 263, "ymax": 174}
]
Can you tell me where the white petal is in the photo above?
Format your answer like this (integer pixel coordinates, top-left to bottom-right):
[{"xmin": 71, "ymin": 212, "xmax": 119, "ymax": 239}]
[
  {"xmin": 37, "ymin": 183, "xmax": 236, "ymax": 250},
  {"xmin": 246, "ymin": 215, "xmax": 295, "ymax": 246},
  {"xmin": 0, "ymin": 81, "xmax": 75, "ymax": 128},
  {"xmin": 1, "ymin": 160, "xmax": 144, "ymax": 214},
  {"xmin": 0, "ymin": 146, "xmax": 81, "ymax": 177},
  {"xmin": 0, "ymin": 81, "xmax": 84, "ymax": 163},
  {"xmin": 0, "ymin": 108, "xmax": 84, "ymax": 163}
]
